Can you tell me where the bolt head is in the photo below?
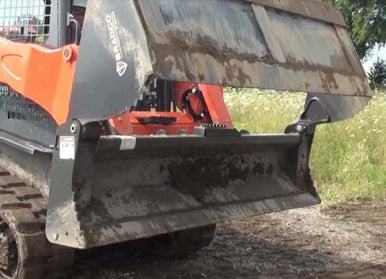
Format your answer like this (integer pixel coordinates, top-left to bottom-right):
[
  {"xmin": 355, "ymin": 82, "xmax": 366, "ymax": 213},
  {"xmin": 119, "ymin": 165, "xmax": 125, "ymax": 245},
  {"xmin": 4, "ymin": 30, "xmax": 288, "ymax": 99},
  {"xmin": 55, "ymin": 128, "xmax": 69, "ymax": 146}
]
[
  {"xmin": 70, "ymin": 123, "xmax": 78, "ymax": 134},
  {"xmin": 52, "ymin": 233, "xmax": 59, "ymax": 241},
  {"xmin": 296, "ymin": 123, "xmax": 306, "ymax": 133}
]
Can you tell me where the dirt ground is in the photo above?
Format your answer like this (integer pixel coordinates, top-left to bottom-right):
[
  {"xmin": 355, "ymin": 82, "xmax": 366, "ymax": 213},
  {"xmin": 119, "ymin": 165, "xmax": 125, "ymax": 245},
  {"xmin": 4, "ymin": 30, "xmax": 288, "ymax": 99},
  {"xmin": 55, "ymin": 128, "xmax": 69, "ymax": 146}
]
[{"xmin": 71, "ymin": 202, "xmax": 386, "ymax": 279}]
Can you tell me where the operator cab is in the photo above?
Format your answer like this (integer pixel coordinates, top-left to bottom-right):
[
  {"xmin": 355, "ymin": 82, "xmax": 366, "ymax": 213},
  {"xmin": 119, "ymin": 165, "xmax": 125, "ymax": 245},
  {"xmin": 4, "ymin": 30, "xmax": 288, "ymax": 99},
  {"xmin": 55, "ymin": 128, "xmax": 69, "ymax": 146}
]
[
  {"xmin": 0, "ymin": 1, "xmax": 49, "ymax": 43},
  {"xmin": 0, "ymin": 0, "xmax": 87, "ymax": 46}
]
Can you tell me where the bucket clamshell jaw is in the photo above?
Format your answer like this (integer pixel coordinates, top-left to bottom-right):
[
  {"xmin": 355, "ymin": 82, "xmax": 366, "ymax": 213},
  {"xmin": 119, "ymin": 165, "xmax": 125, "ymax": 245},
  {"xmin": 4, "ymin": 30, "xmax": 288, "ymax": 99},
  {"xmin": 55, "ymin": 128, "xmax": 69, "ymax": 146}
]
[
  {"xmin": 47, "ymin": 0, "xmax": 371, "ymax": 248},
  {"xmin": 68, "ymin": 0, "xmax": 371, "ymax": 123}
]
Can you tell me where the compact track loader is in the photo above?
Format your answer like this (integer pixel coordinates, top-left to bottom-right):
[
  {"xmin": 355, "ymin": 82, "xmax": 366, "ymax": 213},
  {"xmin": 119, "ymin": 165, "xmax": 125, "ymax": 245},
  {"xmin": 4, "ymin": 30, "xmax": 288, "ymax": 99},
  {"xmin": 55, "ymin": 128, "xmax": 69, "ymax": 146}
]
[{"xmin": 0, "ymin": 0, "xmax": 371, "ymax": 278}]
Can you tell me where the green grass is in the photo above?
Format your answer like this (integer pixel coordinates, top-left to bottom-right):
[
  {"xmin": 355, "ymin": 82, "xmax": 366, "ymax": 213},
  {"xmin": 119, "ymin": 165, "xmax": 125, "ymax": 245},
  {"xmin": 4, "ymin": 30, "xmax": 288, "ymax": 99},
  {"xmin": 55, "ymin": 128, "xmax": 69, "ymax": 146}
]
[{"xmin": 224, "ymin": 89, "xmax": 386, "ymax": 203}]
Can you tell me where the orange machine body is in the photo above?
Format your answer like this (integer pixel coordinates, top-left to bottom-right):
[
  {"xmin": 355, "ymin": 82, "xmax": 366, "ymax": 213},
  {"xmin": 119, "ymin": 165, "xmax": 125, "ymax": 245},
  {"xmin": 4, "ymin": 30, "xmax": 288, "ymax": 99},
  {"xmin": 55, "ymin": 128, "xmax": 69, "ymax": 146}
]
[{"xmin": 0, "ymin": 37, "xmax": 78, "ymax": 125}]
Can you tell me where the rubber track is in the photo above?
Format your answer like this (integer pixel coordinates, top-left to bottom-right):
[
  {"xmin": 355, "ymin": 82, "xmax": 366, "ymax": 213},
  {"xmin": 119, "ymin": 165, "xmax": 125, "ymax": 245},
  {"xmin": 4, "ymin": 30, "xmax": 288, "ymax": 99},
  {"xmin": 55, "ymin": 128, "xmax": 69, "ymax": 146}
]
[{"xmin": 0, "ymin": 166, "xmax": 73, "ymax": 279}]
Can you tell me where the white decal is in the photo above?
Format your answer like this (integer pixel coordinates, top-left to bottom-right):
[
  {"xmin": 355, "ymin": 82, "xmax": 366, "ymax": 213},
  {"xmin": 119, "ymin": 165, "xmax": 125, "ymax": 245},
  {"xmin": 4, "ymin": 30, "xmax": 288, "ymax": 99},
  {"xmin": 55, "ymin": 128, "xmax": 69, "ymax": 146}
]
[
  {"xmin": 106, "ymin": 12, "xmax": 128, "ymax": 77},
  {"xmin": 59, "ymin": 136, "xmax": 76, "ymax": 160},
  {"xmin": 116, "ymin": 61, "xmax": 128, "ymax": 77},
  {"xmin": 109, "ymin": 136, "xmax": 137, "ymax": 151}
]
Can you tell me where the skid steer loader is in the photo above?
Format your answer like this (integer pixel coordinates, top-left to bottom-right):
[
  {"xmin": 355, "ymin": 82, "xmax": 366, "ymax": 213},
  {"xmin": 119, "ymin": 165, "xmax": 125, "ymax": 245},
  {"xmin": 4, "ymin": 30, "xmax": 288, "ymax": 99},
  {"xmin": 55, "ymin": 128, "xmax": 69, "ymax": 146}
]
[{"xmin": 0, "ymin": 0, "xmax": 371, "ymax": 278}]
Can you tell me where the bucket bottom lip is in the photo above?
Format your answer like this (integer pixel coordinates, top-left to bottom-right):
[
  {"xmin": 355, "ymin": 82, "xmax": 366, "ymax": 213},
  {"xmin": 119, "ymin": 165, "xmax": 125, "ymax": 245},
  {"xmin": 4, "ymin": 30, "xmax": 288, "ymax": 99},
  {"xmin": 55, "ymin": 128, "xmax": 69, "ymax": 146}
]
[{"xmin": 48, "ymin": 192, "xmax": 320, "ymax": 249}]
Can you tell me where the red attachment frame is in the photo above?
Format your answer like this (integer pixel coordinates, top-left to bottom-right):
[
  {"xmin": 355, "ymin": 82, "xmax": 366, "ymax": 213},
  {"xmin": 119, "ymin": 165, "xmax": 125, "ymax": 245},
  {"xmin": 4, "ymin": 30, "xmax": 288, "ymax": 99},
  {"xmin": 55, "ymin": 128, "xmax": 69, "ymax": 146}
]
[{"xmin": 109, "ymin": 83, "xmax": 234, "ymax": 136}]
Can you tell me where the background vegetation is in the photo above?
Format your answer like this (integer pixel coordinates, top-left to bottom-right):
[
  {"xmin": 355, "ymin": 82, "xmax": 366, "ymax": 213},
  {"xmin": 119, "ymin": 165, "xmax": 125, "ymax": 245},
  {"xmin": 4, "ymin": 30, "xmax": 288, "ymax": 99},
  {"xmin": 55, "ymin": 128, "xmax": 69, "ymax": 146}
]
[
  {"xmin": 318, "ymin": 0, "xmax": 385, "ymax": 59},
  {"xmin": 224, "ymin": 89, "xmax": 386, "ymax": 203},
  {"xmin": 369, "ymin": 58, "xmax": 386, "ymax": 90}
]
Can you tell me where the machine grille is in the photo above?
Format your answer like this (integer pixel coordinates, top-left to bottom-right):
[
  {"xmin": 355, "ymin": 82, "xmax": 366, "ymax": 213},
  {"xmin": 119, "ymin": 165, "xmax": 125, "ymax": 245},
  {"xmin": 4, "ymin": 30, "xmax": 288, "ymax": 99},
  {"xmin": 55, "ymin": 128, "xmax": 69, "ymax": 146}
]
[{"xmin": 0, "ymin": 83, "xmax": 55, "ymax": 126}]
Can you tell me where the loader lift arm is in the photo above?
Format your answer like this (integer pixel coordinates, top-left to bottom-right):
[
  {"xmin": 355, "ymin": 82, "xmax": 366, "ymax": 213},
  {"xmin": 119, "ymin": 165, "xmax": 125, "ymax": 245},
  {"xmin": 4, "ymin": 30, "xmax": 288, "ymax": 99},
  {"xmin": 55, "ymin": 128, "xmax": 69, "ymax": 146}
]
[{"xmin": 0, "ymin": 38, "xmax": 78, "ymax": 125}]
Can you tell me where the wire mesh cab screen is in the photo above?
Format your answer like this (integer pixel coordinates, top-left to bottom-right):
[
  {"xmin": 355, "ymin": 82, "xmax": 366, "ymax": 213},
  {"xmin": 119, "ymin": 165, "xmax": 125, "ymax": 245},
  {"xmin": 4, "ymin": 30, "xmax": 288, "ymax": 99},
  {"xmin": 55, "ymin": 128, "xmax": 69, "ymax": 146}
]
[{"xmin": 0, "ymin": 0, "xmax": 50, "ymax": 43}]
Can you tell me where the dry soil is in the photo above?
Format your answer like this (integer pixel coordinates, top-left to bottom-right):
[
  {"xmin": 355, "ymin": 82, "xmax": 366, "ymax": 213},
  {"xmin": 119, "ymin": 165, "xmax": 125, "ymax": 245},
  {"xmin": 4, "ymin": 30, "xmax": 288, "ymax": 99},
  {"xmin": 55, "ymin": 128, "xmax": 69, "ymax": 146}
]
[{"xmin": 71, "ymin": 202, "xmax": 386, "ymax": 279}]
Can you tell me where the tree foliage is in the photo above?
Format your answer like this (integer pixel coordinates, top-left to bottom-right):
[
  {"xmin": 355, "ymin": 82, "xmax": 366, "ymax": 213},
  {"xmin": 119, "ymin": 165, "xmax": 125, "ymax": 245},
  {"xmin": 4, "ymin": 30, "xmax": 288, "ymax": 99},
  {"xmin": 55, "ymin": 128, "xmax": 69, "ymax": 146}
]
[
  {"xmin": 320, "ymin": 0, "xmax": 386, "ymax": 59},
  {"xmin": 368, "ymin": 58, "xmax": 386, "ymax": 90}
]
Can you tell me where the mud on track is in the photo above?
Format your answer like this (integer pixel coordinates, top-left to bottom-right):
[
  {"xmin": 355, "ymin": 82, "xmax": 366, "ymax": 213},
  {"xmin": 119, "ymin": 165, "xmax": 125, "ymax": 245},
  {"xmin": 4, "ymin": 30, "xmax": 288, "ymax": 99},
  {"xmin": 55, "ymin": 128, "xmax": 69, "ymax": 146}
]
[{"xmin": 71, "ymin": 203, "xmax": 386, "ymax": 279}]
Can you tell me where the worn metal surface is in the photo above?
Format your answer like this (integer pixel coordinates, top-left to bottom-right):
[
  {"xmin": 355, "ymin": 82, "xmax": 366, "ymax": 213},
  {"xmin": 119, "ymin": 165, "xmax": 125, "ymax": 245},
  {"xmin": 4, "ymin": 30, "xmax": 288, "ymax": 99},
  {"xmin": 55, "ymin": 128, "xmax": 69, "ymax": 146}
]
[
  {"xmin": 247, "ymin": 0, "xmax": 346, "ymax": 27},
  {"xmin": 306, "ymin": 94, "xmax": 370, "ymax": 122},
  {"xmin": 47, "ymin": 125, "xmax": 320, "ymax": 249},
  {"xmin": 140, "ymin": 0, "xmax": 368, "ymax": 94},
  {"xmin": 69, "ymin": 0, "xmax": 370, "ymax": 123},
  {"xmin": 69, "ymin": 0, "xmax": 153, "ymax": 122}
]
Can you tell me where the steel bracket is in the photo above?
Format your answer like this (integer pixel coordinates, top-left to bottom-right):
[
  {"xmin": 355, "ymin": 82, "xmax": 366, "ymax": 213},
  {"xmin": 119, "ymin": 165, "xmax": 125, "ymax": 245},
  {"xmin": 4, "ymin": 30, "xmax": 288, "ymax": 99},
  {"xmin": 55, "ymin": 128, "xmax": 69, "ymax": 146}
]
[{"xmin": 286, "ymin": 97, "xmax": 330, "ymax": 135}]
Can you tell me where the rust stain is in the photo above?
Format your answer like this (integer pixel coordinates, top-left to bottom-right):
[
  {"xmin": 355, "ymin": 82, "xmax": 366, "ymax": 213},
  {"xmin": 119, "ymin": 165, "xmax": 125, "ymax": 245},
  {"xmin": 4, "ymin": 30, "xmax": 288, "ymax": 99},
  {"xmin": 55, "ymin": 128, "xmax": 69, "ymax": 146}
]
[
  {"xmin": 150, "ymin": 33, "xmax": 367, "ymax": 92},
  {"xmin": 138, "ymin": 0, "xmax": 370, "ymax": 97}
]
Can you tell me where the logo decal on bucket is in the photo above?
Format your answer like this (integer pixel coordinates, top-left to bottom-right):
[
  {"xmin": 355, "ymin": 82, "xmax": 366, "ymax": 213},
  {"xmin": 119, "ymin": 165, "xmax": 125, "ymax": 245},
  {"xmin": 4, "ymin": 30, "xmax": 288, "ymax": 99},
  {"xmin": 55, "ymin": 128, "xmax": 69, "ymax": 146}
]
[
  {"xmin": 116, "ymin": 61, "xmax": 128, "ymax": 77},
  {"xmin": 106, "ymin": 11, "xmax": 128, "ymax": 77}
]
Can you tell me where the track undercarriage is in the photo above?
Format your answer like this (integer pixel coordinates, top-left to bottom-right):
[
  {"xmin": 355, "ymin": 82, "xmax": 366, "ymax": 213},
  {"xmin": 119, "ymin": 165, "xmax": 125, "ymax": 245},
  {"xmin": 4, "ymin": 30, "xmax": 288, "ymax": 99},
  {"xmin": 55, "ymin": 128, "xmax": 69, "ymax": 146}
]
[{"xmin": 0, "ymin": 165, "xmax": 72, "ymax": 279}]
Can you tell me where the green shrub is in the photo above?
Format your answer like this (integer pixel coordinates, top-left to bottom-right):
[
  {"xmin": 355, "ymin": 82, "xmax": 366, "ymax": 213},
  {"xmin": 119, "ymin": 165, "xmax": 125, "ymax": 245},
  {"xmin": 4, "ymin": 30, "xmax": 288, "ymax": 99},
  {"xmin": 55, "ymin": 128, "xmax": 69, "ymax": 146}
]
[{"xmin": 224, "ymin": 89, "xmax": 386, "ymax": 202}]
